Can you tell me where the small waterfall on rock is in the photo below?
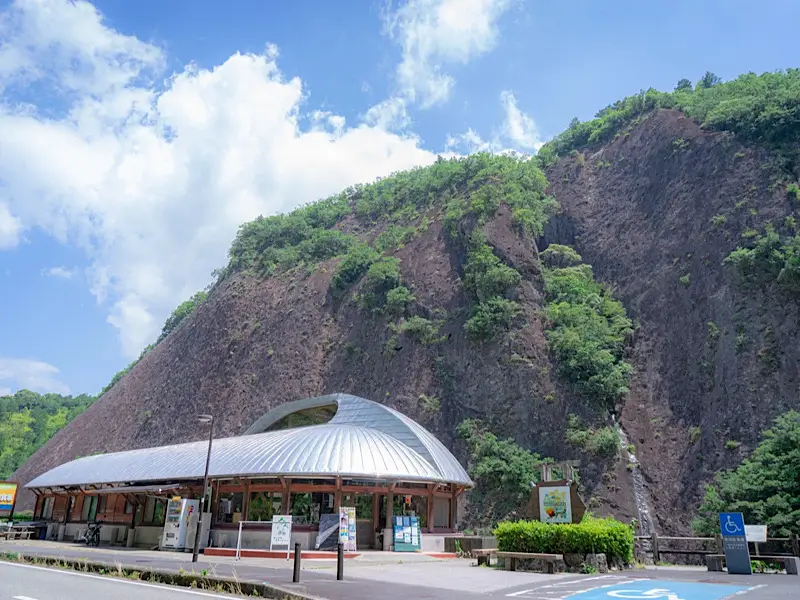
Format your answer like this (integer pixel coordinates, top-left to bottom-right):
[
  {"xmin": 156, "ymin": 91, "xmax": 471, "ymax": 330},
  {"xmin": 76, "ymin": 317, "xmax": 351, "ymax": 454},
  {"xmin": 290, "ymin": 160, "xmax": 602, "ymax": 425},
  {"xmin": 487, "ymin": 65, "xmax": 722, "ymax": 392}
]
[{"xmin": 618, "ymin": 426, "xmax": 655, "ymax": 538}]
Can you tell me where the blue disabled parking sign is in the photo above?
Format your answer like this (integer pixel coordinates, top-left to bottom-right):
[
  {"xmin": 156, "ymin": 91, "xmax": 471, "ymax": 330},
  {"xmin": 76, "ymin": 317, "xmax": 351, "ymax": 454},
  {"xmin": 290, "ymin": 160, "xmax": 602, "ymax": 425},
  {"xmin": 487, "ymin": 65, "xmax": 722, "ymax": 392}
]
[
  {"xmin": 719, "ymin": 512, "xmax": 752, "ymax": 574},
  {"xmin": 719, "ymin": 512, "xmax": 745, "ymax": 537},
  {"xmin": 565, "ymin": 579, "xmax": 750, "ymax": 600}
]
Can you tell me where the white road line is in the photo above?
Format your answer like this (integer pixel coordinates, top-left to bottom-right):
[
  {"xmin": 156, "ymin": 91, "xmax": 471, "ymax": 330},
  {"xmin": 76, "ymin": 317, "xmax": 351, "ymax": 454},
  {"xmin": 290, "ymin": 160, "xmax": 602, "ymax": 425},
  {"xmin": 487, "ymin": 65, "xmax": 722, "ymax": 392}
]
[
  {"xmin": 728, "ymin": 584, "xmax": 768, "ymax": 597},
  {"xmin": 0, "ymin": 561, "xmax": 237, "ymax": 598},
  {"xmin": 13, "ymin": 596, "xmax": 40, "ymax": 600}
]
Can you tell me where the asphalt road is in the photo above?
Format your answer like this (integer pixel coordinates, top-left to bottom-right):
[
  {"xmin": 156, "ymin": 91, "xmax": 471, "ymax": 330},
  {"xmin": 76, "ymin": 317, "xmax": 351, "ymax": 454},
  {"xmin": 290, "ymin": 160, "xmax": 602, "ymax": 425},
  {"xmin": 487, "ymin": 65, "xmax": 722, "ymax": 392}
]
[
  {"xmin": 2, "ymin": 542, "xmax": 797, "ymax": 600},
  {"xmin": 0, "ymin": 561, "xmax": 236, "ymax": 599}
]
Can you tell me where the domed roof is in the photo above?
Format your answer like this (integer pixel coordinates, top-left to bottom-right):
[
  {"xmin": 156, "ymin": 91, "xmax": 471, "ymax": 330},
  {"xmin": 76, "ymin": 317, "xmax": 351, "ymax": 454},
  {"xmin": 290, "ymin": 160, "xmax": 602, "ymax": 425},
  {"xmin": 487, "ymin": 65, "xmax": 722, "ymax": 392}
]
[{"xmin": 27, "ymin": 394, "xmax": 473, "ymax": 489}]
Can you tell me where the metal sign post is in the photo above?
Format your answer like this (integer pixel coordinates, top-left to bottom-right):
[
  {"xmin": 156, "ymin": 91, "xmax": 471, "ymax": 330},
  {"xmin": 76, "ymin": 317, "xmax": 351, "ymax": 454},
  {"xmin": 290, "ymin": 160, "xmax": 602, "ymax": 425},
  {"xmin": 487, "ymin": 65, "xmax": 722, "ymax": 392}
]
[{"xmin": 719, "ymin": 512, "xmax": 752, "ymax": 575}]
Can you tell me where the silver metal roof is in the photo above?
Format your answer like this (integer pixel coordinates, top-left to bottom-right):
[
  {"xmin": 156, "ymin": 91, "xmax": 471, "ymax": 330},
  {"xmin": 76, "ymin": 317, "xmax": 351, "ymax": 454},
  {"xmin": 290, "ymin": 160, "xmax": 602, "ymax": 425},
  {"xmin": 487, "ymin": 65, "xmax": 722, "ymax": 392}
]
[{"xmin": 26, "ymin": 394, "xmax": 473, "ymax": 489}]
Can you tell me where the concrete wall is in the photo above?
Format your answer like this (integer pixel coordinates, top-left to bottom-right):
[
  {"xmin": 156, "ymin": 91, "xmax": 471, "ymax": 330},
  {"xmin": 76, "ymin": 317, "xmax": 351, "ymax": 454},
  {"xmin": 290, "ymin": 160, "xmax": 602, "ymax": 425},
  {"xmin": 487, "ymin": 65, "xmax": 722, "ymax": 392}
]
[
  {"xmin": 209, "ymin": 528, "xmax": 317, "ymax": 551},
  {"xmin": 132, "ymin": 526, "xmax": 163, "ymax": 548}
]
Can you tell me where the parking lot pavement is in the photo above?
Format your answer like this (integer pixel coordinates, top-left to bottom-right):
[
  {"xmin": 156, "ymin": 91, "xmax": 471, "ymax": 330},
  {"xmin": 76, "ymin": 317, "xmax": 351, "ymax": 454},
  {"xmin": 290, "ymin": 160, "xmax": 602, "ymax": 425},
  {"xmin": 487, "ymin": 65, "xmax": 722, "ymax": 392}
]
[
  {"xmin": 2, "ymin": 541, "xmax": 796, "ymax": 600},
  {"xmin": 495, "ymin": 571, "xmax": 798, "ymax": 600}
]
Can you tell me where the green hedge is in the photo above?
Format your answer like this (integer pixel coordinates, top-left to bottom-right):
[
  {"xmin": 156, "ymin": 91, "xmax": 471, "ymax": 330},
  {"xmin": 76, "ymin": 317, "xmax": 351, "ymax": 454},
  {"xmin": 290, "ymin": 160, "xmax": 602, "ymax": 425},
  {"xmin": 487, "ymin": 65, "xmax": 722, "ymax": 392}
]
[{"xmin": 494, "ymin": 517, "xmax": 634, "ymax": 563}]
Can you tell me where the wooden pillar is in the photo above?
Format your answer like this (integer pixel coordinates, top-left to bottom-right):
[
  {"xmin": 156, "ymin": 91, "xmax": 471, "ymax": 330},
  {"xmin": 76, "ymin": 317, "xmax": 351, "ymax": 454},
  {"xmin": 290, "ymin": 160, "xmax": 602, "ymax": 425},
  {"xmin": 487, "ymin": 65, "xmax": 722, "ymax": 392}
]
[
  {"xmin": 385, "ymin": 491, "xmax": 394, "ymax": 530},
  {"xmin": 651, "ymin": 531, "xmax": 660, "ymax": 563},
  {"xmin": 32, "ymin": 493, "xmax": 42, "ymax": 520},
  {"xmin": 280, "ymin": 478, "xmax": 291, "ymax": 514},
  {"xmin": 449, "ymin": 486, "xmax": 458, "ymax": 531},
  {"xmin": 242, "ymin": 480, "xmax": 251, "ymax": 521},
  {"xmin": 334, "ymin": 478, "xmax": 342, "ymax": 510},
  {"xmin": 372, "ymin": 493, "xmax": 380, "ymax": 538},
  {"xmin": 426, "ymin": 485, "xmax": 435, "ymax": 533}
]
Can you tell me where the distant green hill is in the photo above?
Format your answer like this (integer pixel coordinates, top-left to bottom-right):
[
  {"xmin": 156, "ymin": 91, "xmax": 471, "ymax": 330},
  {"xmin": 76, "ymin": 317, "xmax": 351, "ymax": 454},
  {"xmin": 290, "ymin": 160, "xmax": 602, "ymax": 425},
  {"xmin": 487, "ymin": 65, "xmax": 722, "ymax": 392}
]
[{"xmin": 0, "ymin": 390, "xmax": 95, "ymax": 479}]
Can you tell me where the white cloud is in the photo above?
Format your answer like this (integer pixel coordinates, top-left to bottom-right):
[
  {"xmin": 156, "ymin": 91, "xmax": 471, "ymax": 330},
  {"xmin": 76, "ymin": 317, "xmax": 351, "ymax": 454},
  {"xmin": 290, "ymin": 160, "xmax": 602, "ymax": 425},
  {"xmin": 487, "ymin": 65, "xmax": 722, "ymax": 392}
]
[
  {"xmin": 0, "ymin": 203, "xmax": 22, "ymax": 248},
  {"xmin": 0, "ymin": 357, "xmax": 71, "ymax": 395},
  {"xmin": 382, "ymin": 0, "xmax": 513, "ymax": 108},
  {"xmin": 43, "ymin": 266, "xmax": 76, "ymax": 279},
  {"xmin": 0, "ymin": 0, "xmax": 438, "ymax": 359},
  {"xmin": 446, "ymin": 91, "xmax": 542, "ymax": 155},
  {"xmin": 500, "ymin": 90, "xmax": 543, "ymax": 151}
]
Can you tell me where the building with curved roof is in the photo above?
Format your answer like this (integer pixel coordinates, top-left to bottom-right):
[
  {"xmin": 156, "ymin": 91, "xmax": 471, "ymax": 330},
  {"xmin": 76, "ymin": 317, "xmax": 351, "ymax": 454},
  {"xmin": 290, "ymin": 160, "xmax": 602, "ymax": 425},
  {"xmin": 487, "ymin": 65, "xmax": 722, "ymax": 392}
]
[{"xmin": 25, "ymin": 394, "xmax": 472, "ymax": 553}]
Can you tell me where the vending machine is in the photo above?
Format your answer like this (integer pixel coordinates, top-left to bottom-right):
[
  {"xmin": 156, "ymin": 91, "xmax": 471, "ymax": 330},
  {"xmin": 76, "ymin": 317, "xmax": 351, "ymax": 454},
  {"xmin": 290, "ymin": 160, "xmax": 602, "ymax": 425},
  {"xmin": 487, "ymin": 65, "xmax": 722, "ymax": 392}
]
[{"xmin": 160, "ymin": 498, "xmax": 199, "ymax": 551}]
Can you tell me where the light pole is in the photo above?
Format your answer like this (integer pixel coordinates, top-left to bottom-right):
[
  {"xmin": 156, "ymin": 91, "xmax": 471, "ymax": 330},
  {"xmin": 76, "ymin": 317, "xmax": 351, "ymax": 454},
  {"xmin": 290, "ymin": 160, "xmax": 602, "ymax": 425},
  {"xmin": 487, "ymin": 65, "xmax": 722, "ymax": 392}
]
[{"xmin": 192, "ymin": 414, "xmax": 214, "ymax": 563}]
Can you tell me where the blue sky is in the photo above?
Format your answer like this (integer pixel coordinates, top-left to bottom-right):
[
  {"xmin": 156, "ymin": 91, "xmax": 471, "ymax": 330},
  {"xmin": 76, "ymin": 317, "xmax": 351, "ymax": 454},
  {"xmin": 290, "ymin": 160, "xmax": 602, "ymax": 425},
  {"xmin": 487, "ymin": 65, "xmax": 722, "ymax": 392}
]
[{"xmin": 0, "ymin": 0, "xmax": 797, "ymax": 397}]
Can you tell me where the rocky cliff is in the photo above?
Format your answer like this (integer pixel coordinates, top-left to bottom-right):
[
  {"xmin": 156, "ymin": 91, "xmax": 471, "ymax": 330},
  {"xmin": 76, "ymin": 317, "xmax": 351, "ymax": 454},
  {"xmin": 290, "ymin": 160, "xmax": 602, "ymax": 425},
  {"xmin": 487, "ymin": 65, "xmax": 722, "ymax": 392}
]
[{"xmin": 14, "ymin": 73, "xmax": 800, "ymax": 534}]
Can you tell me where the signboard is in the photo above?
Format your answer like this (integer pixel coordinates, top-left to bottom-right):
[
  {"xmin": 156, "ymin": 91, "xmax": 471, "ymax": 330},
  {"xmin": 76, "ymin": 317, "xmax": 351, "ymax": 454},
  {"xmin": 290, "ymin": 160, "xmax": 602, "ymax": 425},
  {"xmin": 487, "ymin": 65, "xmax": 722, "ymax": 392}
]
[
  {"xmin": 393, "ymin": 515, "xmax": 421, "ymax": 552},
  {"xmin": 719, "ymin": 512, "xmax": 751, "ymax": 575},
  {"xmin": 0, "ymin": 482, "xmax": 18, "ymax": 517},
  {"xmin": 538, "ymin": 485, "xmax": 572, "ymax": 524},
  {"xmin": 315, "ymin": 513, "xmax": 339, "ymax": 550},
  {"xmin": 745, "ymin": 524, "xmax": 767, "ymax": 543},
  {"xmin": 269, "ymin": 515, "xmax": 293, "ymax": 558},
  {"xmin": 338, "ymin": 506, "xmax": 357, "ymax": 552}
]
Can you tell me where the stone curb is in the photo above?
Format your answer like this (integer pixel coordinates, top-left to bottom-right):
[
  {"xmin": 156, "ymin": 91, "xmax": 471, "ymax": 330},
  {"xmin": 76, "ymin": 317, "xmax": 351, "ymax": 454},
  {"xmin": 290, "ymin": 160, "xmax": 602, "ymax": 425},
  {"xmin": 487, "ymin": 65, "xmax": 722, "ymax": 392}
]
[{"xmin": 0, "ymin": 552, "xmax": 322, "ymax": 600}]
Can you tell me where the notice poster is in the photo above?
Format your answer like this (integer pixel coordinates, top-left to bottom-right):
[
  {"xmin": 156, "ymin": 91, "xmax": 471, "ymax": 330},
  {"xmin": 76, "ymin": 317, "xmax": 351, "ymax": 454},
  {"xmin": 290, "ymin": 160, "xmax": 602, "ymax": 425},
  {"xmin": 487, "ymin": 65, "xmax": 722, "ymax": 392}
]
[
  {"xmin": 0, "ymin": 482, "xmax": 17, "ymax": 517},
  {"xmin": 539, "ymin": 486, "xmax": 573, "ymax": 524},
  {"xmin": 339, "ymin": 506, "xmax": 357, "ymax": 552},
  {"xmin": 393, "ymin": 515, "xmax": 421, "ymax": 552}
]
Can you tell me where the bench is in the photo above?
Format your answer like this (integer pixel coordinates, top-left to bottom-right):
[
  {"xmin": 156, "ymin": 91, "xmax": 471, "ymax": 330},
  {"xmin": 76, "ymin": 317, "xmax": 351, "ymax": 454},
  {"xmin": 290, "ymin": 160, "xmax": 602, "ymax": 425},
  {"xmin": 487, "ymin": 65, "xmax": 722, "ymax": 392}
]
[
  {"xmin": 0, "ymin": 530, "xmax": 32, "ymax": 541},
  {"xmin": 497, "ymin": 551, "xmax": 564, "ymax": 574},
  {"xmin": 472, "ymin": 548, "xmax": 497, "ymax": 566},
  {"xmin": 707, "ymin": 554, "xmax": 798, "ymax": 575}
]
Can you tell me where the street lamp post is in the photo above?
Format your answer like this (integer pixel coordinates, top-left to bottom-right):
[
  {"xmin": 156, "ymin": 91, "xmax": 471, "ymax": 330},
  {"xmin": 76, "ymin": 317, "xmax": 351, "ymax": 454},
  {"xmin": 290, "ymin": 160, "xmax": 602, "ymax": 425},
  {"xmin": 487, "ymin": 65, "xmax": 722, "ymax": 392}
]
[{"xmin": 192, "ymin": 414, "xmax": 214, "ymax": 563}]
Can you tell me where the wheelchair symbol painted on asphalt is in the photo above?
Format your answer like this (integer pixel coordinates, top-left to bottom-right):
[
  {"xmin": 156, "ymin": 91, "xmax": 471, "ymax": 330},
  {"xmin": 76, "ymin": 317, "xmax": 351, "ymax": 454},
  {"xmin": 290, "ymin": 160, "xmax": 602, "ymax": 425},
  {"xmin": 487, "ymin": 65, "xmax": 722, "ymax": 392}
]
[{"xmin": 607, "ymin": 589, "xmax": 684, "ymax": 600}]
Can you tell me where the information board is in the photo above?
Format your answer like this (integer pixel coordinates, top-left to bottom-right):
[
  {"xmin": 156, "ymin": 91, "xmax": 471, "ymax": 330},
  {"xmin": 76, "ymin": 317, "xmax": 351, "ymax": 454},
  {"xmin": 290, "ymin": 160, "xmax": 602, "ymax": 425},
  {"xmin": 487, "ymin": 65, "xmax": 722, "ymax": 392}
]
[
  {"xmin": 719, "ymin": 512, "xmax": 752, "ymax": 575},
  {"xmin": 745, "ymin": 524, "xmax": 767, "ymax": 543},
  {"xmin": 339, "ymin": 506, "xmax": 357, "ymax": 552},
  {"xmin": 393, "ymin": 515, "xmax": 421, "ymax": 552},
  {"xmin": 270, "ymin": 515, "xmax": 293, "ymax": 558},
  {"xmin": 0, "ymin": 482, "xmax": 17, "ymax": 518},
  {"xmin": 538, "ymin": 485, "xmax": 573, "ymax": 524}
]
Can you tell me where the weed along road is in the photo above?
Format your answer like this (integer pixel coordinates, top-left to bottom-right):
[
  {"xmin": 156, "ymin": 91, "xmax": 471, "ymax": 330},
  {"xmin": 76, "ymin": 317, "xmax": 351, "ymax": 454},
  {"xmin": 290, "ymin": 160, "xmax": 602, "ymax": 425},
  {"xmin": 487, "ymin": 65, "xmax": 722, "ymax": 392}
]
[{"xmin": 0, "ymin": 561, "xmax": 238, "ymax": 600}]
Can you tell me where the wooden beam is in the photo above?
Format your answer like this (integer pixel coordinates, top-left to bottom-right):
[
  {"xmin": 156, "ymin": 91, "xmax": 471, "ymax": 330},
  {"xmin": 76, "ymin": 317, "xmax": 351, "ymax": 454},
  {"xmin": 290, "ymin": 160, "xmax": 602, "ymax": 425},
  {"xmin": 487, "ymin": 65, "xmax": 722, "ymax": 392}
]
[
  {"xmin": 334, "ymin": 477, "xmax": 342, "ymax": 510},
  {"xmin": 426, "ymin": 484, "xmax": 435, "ymax": 534}
]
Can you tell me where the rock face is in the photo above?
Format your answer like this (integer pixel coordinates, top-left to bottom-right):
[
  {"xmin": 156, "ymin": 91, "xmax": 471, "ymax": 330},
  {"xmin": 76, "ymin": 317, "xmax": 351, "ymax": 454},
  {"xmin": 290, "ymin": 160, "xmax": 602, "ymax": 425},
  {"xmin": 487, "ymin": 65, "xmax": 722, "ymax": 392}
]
[
  {"xmin": 544, "ymin": 109, "xmax": 800, "ymax": 534},
  {"xmin": 12, "ymin": 205, "xmax": 632, "ymax": 517},
  {"xmin": 14, "ymin": 108, "xmax": 800, "ymax": 535}
]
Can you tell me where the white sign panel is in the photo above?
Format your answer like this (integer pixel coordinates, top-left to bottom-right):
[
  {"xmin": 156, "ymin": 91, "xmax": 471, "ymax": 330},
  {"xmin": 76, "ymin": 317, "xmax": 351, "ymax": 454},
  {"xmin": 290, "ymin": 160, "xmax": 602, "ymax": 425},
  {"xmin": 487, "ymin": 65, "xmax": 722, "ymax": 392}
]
[
  {"xmin": 538, "ymin": 485, "xmax": 573, "ymax": 524},
  {"xmin": 270, "ymin": 514, "xmax": 293, "ymax": 556},
  {"xmin": 745, "ymin": 524, "xmax": 767, "ymax": 543}
]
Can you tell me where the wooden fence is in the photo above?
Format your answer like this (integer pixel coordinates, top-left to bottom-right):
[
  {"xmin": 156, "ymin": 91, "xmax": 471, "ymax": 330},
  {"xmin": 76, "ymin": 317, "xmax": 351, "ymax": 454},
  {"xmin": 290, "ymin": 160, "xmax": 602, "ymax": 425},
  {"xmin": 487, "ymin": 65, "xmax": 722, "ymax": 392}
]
[{"xmin": 635, "ymin": 533, "xmax": 800, "ymax": 563}]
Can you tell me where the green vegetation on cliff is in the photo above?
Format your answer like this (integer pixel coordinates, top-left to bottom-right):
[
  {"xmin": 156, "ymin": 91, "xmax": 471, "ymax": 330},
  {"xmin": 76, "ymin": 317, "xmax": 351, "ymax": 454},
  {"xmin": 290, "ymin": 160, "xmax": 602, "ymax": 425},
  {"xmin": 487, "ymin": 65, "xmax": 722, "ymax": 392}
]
[
  {"xmin": 542, "ymin": 247, "xmax": 634, "ymax": 410},
  {"xmin": 1, "ymin": 390, "xmax": 95, "ymax": 479},
  {"xmin": 457, "ymin": 418, "xmax": 548, "ymax": 527},
  {"xmin": 538, "ymin": 69, "xmax": 800, "ymax": 173},
  {"xmin": 725, "ymin": 225, "xmax": 800, "ymax": 294},
  {"xmin": 693, "ymin": 410, "xmax": 800, "ymax": 536}
]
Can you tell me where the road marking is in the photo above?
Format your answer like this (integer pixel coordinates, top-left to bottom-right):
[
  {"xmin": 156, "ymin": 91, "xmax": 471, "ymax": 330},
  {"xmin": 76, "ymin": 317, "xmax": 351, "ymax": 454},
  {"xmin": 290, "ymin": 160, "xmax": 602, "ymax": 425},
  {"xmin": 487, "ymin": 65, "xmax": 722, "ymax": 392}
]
[
  {"xmin": 506, "ymin": 576, "xmax": 642, "ymax": 599},
  {"xmin": 14, "ymin": 596, "xmax": 40, "ymax": 600},
  {"xmin": 0, "ymin": 561, "xmax": 240, "ymax": 597}
]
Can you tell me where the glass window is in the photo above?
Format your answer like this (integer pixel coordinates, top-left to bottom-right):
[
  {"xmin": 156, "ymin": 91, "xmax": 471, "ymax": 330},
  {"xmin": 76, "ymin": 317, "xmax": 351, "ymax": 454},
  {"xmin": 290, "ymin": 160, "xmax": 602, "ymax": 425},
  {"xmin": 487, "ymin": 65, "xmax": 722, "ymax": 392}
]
[
  {"xmin": 41, "ymin": 497, "xmax": 54, "ymax": 519},
  {"xmin": 247, "ymin": 491, "xmax": 280, "ymax": 522},
  {"xmin": 217, "ymin": 492, "xmax": 244, "ymax": 524},
  {"xmin": 143, "ymin": 497, "xmax": 166, "ymax": 525},
  {"xmin": 124, "ymin": 500, "xmax": 134, "ymax": 515},
  {"xmin": 81, "ymin": 496, "xmax": 98, "ymax": 522},
  {"xmin": 97, "ymin": 495, "xmax": 107, "ymax": 515},
  {"xmin": 290, "ymin": 492, "xmax": 335, "ymax": 525}
]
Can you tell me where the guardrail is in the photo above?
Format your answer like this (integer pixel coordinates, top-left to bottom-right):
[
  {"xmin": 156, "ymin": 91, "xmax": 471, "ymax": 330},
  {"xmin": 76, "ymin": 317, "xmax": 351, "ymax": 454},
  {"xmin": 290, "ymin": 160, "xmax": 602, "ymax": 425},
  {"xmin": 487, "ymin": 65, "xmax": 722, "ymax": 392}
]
[{"xmin": 635, "ymin": 533, "xmax": 800, "ymax": 563}]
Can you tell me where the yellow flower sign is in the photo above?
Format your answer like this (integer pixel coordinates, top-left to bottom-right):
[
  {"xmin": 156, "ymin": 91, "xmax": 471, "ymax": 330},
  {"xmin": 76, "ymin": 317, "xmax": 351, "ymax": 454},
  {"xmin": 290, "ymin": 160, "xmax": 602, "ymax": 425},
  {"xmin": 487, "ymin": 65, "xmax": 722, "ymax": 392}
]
[
  {"xmin": 0, "ymin": 482, "xmax": 18, "ymax": 515},
  {"xmin": 538, "ymin": 485, "xmax": 573, "ymax": 523}
]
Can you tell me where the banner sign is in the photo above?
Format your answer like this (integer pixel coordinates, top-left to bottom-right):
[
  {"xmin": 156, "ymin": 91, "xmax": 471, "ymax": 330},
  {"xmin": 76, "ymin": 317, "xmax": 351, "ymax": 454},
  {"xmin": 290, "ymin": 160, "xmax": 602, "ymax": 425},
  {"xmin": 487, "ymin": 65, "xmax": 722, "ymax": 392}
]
[
  {"xmin": 315, "ymin": 513, "xmax": 339, "ymax": 550},
  {"xmin": 719, "ymin": 512, "xmax": 752, "ymax": 575},
  {"xmin": 539, "ymin": 485, "xmax": 573, "ymax": 524},
  {"xmin": 0, "ymin": 482, "xmax": 18, "ymax": 516},
  {"xmin": 339, "ymin": 506, "xmax": 357, "ymax": 552}
]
